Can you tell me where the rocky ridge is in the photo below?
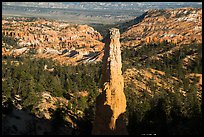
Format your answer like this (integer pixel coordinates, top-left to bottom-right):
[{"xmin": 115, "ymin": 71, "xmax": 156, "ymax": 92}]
[{"xmin": 121, "ymin": 8, "xmax": 202, "ymax": 46}]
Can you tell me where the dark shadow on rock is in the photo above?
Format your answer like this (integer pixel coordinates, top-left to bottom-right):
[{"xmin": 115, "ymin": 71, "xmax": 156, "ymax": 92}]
[
  {"xmin": 119, "ymin": 11, "xmax": 148, "ymax": 33},
  {"xmin": 92, "ymin": 92, "xmax": 113, "ymax": 135},
  {"xmin": 2, "ymin": 100, "xmax": 77, "ymax": 135},
  {"xmin": 92, "ymin": 92, "xmax": 128, "ymax": 135},
  {"xmin": 115, "ymin": 113, "xmax": 128, "ymax": 135}
]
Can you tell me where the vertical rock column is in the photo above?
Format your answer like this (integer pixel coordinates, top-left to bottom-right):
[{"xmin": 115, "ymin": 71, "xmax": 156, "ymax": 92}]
[{"xmin": 92, "ymin": 28, "xmax": 127, "ymax": 135}]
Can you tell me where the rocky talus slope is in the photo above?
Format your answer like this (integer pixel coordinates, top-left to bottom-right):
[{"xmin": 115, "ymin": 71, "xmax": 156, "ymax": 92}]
[{"xmin": 92, "ymin": 28, "xmax": 127, "ymax": 135}]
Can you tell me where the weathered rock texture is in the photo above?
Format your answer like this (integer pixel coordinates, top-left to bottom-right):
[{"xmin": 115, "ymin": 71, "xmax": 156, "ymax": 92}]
[
  {"xmin": 121, "ymin": 8, "xmax": 202, "ymax": 46},
  {"xmin": 92, "ymin": 28, "xmax": 127, "ymax": 135},
  {"xmin": 2, "ymin": 17, "xmax": 104, "ymax": 65}
]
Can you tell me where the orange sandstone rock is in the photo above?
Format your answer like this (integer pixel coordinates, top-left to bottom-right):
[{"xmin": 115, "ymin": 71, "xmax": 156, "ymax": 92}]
[{"xmin": 92, "ymin": 28, "xmax": 127, "ymax": 135}]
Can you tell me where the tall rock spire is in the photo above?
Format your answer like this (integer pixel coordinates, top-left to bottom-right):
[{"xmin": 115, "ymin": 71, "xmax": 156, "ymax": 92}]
[{"xmin": 92, "ymin": 28, "xmax": 127, "ymax": 135}]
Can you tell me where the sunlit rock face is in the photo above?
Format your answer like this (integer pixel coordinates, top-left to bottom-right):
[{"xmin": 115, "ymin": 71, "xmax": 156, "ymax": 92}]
[{"xmin": 92, "ymin": 28, "xmax": 127, "ymax": 135}]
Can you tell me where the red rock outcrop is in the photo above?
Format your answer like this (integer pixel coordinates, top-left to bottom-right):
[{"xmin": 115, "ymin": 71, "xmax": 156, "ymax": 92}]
[
  {"xmin": 121, "ymin": 8, "xmax": 202, "ymax": 46},
  {"xmin": 92, "ymin": 28, "xmax": 127, "ymax": 135},
  {"xmin": 2, "ymin": 17, "xmax": 105, "ymax": 65}
]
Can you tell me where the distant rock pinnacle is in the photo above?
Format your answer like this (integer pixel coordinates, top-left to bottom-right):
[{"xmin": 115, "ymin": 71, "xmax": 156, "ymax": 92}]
[{"xmin": 92, "ymin": 28, "xmax": 128, "ymax": 135}]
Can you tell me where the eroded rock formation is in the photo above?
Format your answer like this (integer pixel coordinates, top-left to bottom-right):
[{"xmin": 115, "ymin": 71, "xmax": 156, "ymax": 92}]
[
  {"xmin": 92, "ymin": 28, "xmax": 127, "ymax": 135},
  {"xmin": 121, "ymin": 8, "xmax": 202, "ymax": 46},
  {"xmin": 2, "ymin": 17, "xmax": 104, "ymax": 65}
]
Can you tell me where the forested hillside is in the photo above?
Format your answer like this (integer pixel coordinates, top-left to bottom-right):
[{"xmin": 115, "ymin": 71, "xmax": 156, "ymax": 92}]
[{"xmin": 2, "ymin": 41, "xmax": 202, "ymax": 135}]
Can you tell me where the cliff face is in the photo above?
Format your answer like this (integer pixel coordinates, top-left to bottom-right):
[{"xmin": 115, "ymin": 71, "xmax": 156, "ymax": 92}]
[{"xmin": 92, "ymin": 28, "xmax": 127, "ymax": 135}]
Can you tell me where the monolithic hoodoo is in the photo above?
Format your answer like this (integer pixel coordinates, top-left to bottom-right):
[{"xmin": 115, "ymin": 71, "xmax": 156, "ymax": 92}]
[{"xmin": 92, "ymin": 28, "xmax": 127, "ymax": 135}]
